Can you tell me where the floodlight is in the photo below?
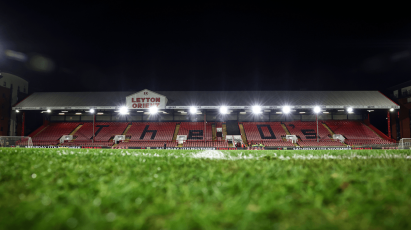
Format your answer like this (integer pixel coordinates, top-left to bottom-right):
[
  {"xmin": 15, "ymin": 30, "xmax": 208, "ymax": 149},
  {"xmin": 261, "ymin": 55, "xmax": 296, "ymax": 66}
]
[
  {"xmin": 347, "ymin": 107, "xmax": 353, "ymax": 113},
  {"xmin": 190, "ymin": 106, "xmax": 197, "ymax": 114},
  {"xmin": 90, "ymin": 109, "xmax": 95, "ymax": 113},
  {"xmin": 282, "ymin": 106, "xmax": 291, "ymax": 114},
  {"xmin": 119, "ymin": 106, "xmax": 128, "ymax": 114},
  {"xmin": 47, "ymin": 109, "xmax": 51, "ymax": 113},
  {"xmin": 16, "ymin": 110, "xmax": 19, "ymax": 113},
  {"xmin": 313, "ymin": 106, "xmax": 321, "ymax": 114},
  {"xmin": 252, "ymin": 105, "xmax": 261, "ymax": 114},
  {"xmin": 149, "ymin": 106, "xmax": 158, "ymax": 114},
  {"xmin": 220, "ymin": 106, "xmax": 228, "ymax": 114},
  {"xmin": 390, "ymin": 108, "xmax": 394, "ymax": 112}
]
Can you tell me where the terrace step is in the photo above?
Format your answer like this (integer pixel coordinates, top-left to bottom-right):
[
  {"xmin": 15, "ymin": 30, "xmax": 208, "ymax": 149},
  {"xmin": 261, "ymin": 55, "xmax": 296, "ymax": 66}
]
[
  {"xmin": 238, "ymin": 123, "xmax": 248, "ymax": 146},
  {"xmin": 222, "ymin": 123, "xmax": 227, "ymax": 140},
  {"xmin": 212, "ymin": 123, "xmax": 216, "ymax": 141},
  {"xmin": 281, "ymin": 123, "xmax": 291, "ymax": 135},
  {"xmin": 321, "ymin": 123, "xmax": 348, "ymax": 146},
  {"xmin": 122, "ymin": 123, "xmax": 132, "ymax": 135},
  {"xmin": 322, "ymin": 123, "xmax": 335, "ymax": 136},
  {"xmin": 321, "ymin": 123, "xmax": 340, "ymax": 142},
  {"xmin": 69, "ymin": 124, "xmax": 83, "ymax": 136},
  {"xmin": 172, "ymin": 124, "xmax": 180, "ymax": 141},
  {"xmin": 363, "ymin": 123, "xmax": 384, "ymax": 140},
  {"xmin": 32, "ymin": 125, "xmax": 49, "ymax": 137}
]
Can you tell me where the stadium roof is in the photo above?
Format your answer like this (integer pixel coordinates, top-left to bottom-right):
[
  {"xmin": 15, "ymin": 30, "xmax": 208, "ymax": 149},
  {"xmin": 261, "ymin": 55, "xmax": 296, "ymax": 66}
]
[
  {"xmin": 13, "ymin": 90, "xmax": 399, "ymax": 110},
  {"xmin": 387, "ymin": 80, "xmax": 411, "ymax": 91}
]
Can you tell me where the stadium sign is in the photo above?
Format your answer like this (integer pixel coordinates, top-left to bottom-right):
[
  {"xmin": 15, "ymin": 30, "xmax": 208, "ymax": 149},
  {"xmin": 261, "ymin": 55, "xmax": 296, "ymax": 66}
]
[
  {"xmin": 25, "ymin": 146, "xmax": 81, "ymax": 149},
  {"xmin": 163, "ymin": 147, "xmax": 216, "ymax": 150},
  {"xmin": 126, "ymin": 89, "xmax": 168, "ymax": 109},
  {"xmin": 292, "ymin": 147, "xmax": 352, "ymax": 150}
]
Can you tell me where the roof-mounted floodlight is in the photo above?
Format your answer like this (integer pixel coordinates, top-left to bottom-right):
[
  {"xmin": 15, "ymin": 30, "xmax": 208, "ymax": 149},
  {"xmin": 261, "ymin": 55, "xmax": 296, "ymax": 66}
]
[
  {"xmin": 149, "ymin": 106, "xmax": 158, "ymax": 114},
  {"xmin": 220, "ymin": 106, "xmax": 228, "ymax": 114},
  {"xmin": 16, "ymin": 110, "xmax": 20, "ymax": 113},
  {"xmin": 282, "ymin": 106, "xmax": 291, "ymax": 114},
  {"xmin": 119, "ymin": 106, "xmax": 128, "ymax": 115},
  {"xmin": 90, "ymin": 109, "xmax": 95, "ymax": 114},
  {"xmin": 47, "ymin": 109, "xmax": 51, "ymax": 113},
  {"xmin": 347, "ymin": 107, "xmax": 353, "ymax": 113},
  {"xmin": 190, "ymin": 106, "xmax": 197, "ymax": 114},
  {"xmin": 313, "ymin": 106, "xmax": 321, "ymax": 114},
  {"xmin": 390, "ymin": 108, "xmax": 394, "ymax": 112},
  {"xmin": 252, "ymin": 105, "xmax": 261, "ymax": 114}
]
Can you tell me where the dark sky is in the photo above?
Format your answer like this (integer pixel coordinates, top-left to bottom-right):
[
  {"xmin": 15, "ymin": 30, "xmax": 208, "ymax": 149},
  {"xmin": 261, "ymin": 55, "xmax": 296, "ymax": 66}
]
[{"xmin": 1, "ymin": 2, "xmax": 411, "ymax": 93}]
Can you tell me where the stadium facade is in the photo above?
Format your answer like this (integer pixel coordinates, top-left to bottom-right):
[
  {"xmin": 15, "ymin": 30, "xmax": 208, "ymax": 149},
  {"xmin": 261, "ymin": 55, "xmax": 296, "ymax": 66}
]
[
  {"xmin": 388, "ymin": 81, "xmax": 411, "ymax": 141},
  {"xmin": 0, "ymin": 71, "xmax": 28, "ymax": 136},
  {"xmin": 8, "ymin": 89, "xmax": 400, "ymax": 149}
]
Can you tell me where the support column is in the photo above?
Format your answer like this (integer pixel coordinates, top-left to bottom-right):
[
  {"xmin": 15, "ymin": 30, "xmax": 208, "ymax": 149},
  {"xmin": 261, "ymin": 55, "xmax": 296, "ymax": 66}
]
[
  {"xmin": 316, "ymin": 114, "xmax": 319, "ymax": 142},
  {"xmin": 387, "ymin": 111, "xmax": 391, "ymax": 139},
  {"xmin": 22, "ymin": 112, "xmax": 25, "ymax": 136},
  {"xmin": 204, "ymin": 112, "xmax": 206, "ymax": 144},
  {"xmin": 92, "ymin": 114, "xmax": 95, "ymax": 143}
]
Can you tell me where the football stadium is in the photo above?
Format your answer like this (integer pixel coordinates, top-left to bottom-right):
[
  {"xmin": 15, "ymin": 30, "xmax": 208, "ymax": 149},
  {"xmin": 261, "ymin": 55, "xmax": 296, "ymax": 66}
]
[
  {"xmin": 4, "ymin": 89, "xmax": 402, "ymax": 149},
  {"xmin": 2, "ymin": 89, "xmax": 411, "ymax": 229},
  {"xmin": 2, "ymin": 3, "xmax": 411, "ymax": 229}
]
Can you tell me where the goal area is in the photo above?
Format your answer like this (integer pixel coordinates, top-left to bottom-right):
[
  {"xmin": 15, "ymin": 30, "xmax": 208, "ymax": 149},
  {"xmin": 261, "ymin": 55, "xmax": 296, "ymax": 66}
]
[
  {"xmin": 0, "ymin": 136, "xmax": 33, "ymax": 147},
  {"xmin": 399, "ymin": 138, "xmax": 411, "ymax": 149}
]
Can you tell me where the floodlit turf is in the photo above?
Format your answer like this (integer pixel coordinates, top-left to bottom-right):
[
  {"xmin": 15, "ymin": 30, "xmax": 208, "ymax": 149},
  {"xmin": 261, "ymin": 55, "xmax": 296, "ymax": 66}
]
[{"xmin": 1, "ymin": 148, "xmax": 411, "ymax": 230}]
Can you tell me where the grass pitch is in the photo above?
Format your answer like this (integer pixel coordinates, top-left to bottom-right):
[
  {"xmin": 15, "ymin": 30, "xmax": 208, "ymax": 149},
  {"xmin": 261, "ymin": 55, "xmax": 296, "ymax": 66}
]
[{"xmin": 1, "ymin": 148, "xmax": 411, "ymax": 230}]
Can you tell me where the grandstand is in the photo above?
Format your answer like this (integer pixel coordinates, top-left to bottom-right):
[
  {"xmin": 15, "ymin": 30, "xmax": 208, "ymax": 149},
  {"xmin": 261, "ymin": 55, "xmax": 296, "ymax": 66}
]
[{"xmin": 12, "ymin": 89, "xmax": 400, "ymax": 149}]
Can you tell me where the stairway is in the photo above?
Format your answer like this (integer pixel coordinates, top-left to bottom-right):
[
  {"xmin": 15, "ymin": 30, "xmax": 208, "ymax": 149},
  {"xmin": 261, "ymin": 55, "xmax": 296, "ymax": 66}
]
[
  {"xmin": 122, "ymin": 123, "xmax": 132, "ymax": 135},
  {"xmin": 222, "ymin": 123, "xmax": 227, "ymax": 140},
  {"xmin": 212, "ymin": 123, "xmax": 216, "ymax": 141},
  {"xmin": 69, "ymin": 124, "xmax": 83, "ymax": 136},
  {"xmin": 281, "ymin": 123, "xmax": 299, "ymax": 147},
  {"xmin": 172, "ymin": 124, "xmax": 180, "ymax": 141},
  {"xmin": 363, "ymin": 123, "xmax": 384, "ymax": 140},
  {"xmin": 286, "ymin": 136, "xmax": 300, "ymax": 147},
  {"xmin": 322, "ymin": 123, "xmax": 334, "ymax": 135},
  {"xmin": 322, "ymin": 123, "xmax": 348, "ymax": 146},
  {"xmin": 281, "ymin": 123, "xmax": 291, "ymax": 135},
  {"xmin": 238, "ymin": 123, "xmax": 248, "ymax": 146},
  {"xmin": 32, "ymin": 125, "xmax": 49, "ymax": 137},
  {"xmin": 120, "ymin": 123, "xmax": 132, "ymax": 142}
]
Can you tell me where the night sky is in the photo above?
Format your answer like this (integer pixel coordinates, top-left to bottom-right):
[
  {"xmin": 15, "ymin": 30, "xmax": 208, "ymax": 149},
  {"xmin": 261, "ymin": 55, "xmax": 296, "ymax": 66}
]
[{"xmin": 0, "ymin": 2, "xmax": 410, "ymax": 93}]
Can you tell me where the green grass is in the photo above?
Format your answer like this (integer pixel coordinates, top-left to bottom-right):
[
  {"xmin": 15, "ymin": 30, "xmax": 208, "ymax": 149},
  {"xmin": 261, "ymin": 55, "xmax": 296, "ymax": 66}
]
[{"xmin": 1, "ymin": 148, "xmax": 411, "ymax": 230}]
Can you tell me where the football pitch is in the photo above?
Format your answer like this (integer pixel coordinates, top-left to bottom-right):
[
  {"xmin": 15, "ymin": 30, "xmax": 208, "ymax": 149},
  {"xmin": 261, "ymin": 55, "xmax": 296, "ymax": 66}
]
[{"xmin": 1, "ymin": 148, "xmax": 411, "ymax": 230}]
